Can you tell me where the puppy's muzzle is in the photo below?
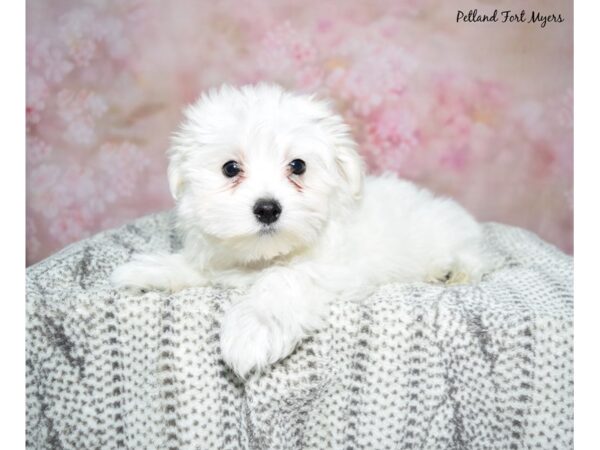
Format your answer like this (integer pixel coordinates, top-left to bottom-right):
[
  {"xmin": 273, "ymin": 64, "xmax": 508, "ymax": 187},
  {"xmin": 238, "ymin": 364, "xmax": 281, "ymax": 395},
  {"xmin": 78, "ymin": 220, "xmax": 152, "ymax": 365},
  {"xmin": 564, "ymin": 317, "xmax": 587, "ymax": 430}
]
[{"xmin": 253, "ymin": 198, "xmax": 282, "ymax": 225}]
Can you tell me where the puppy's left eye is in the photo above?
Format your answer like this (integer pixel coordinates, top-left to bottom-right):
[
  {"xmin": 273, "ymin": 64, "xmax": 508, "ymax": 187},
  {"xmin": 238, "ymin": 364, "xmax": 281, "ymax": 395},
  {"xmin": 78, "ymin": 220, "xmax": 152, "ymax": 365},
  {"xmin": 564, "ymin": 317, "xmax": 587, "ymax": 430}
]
[
  {"xmin": 222, "ymin": 160, "xmax": 241, "ymax": 178},
  {"xmin": 289, "ymin": 159, "xmax": 306, "ymax": 175}
]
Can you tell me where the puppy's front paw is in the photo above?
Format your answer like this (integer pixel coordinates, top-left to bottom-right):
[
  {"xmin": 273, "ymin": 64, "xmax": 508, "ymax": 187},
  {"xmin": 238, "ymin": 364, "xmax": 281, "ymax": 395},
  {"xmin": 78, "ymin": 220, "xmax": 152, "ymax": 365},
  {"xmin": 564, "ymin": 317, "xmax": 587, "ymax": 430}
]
[
  {"xmin": 111, "ymin": 253, "xmax": 206, "ymax": 294},
  {"xmin": 110, "ymin": 260, "xmax": 160, "ymax": 294},
  {"xmin": 220, "ymin": 300, "xmax": 300, "ymax": 378}
]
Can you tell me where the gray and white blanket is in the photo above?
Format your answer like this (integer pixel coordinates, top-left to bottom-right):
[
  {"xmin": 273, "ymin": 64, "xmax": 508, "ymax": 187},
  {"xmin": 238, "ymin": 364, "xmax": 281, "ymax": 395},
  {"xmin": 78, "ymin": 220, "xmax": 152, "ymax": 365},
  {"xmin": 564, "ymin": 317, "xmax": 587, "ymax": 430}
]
[{"xmin": 26, "ymin": 211, "xmax": 573, "ymax": 450}]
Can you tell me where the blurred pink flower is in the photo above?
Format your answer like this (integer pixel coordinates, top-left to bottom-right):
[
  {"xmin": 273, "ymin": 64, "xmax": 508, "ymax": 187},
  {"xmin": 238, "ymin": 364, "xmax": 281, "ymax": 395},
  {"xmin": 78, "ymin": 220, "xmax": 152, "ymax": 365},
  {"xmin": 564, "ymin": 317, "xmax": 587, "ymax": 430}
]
[
  {"xmin": 28, "ymin": 165, "xmax": 68, "ymax": 220},
  {"xmin": 26, "ymin": 74, "xmax": 48, "ymax": 124},
  {"xmin": 365, "ymin": 108, "xmax": 420, "ymax": 153},
  {"xmin": 27, "ymin": 137, "xmax": 53, "ymax": 165},
  {"xmin": 64, "ymin": 120, "xmax": 97, "ymax": 147},
  {"xmin": 56, "ymin": 89, "xmax": 108, "ymax": 146},
  {"xmin": 552, "ymin": 89, "xmax": 574, "ymax": 130},
  {"xmin": 257, "ymin": 21, "xmax": 323, "ymax": 88},
  {"xmin": 262, "ymin": 21, "xmax": 318, "ymax": 67},
  {"xmin": 326, "ymin": 44, "xmax": 413, "ymax": 116},
  {"xmin": 439, "ymin": 146, "xmax": 469, "ymax": 171},
  {"xmin": 96, "ymin": 142, "xmax": 150, "ymax": 202},
  {"xmin": 48, "ymin": 210, "xmax": 92, "ymax": 245},
  {"xmin": 95, "ymin": 16, "xmax": 132, "ymax": 60},
  {"xmin": 59, "ymin": 8, "xmax": 98, "ymax": 67},
  {"xmin": 56, "ymin": 89, "xmax": 108, "ymax": 121},
  {"xmin": 28, "ymin": 38, "xmax": 74, "ymax": 84},
  {"xmin": 362, "ymin": 107, "xmax": 422, "ymax": 175},
  {"xmin": 296, "ymin": 65, "xmax": 325, "ymax": 91},
  {"xmin": 513, "ymin": 101, "xmax": 545, "ymax": 141},
  {"xmin": 29, "ymin": 164, "xmax": 62, "ymax": 193},
  {"xmin": 433, "ymin": 75, "xmax": 506, "ymax": 128}
]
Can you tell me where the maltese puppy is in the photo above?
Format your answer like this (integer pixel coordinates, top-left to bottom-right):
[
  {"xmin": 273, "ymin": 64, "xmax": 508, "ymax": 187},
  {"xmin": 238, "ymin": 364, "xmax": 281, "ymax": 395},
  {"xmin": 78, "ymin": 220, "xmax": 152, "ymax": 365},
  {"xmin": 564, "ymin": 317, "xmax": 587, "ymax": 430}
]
[{"xmin": 112, "ymin": 83, "xmax": 488, "ymax": 377}]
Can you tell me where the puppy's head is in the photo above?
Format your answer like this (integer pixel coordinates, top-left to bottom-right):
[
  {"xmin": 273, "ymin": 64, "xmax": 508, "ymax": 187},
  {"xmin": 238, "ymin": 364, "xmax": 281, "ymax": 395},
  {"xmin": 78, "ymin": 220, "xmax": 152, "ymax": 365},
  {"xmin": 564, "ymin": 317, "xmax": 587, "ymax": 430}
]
[{"xmin": 169, "ymin": 83, "xmax": 363, "ymax": 264}]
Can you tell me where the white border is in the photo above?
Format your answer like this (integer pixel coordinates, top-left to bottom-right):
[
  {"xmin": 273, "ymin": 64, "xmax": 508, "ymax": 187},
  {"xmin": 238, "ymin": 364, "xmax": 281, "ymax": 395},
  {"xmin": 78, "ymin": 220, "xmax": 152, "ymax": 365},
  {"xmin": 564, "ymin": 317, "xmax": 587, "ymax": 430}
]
[
  {"xmin": 0, "ymin": 1, "xmax": 25, "ymax": 448},
  {"xmin": 574, "ymin": 0, "xmax": 599, "ymax": 448}
]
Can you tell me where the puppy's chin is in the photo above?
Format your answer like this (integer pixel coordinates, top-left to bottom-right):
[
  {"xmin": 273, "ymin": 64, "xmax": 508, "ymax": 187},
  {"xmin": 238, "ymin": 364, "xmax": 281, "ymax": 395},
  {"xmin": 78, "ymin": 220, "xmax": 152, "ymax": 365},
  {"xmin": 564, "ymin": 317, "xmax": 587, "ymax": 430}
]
[{"xmin": 218, "ymin": 225, "xmax": 318, "ymax": 265}]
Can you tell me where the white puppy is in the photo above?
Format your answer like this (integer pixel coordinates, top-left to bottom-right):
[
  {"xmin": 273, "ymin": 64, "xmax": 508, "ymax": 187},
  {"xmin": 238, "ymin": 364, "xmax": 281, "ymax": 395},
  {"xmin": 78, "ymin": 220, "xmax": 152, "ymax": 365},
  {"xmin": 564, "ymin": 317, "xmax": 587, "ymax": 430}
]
[{"xmin": 112, "ymin": 83, "xmax": 488, "ymax": 377}]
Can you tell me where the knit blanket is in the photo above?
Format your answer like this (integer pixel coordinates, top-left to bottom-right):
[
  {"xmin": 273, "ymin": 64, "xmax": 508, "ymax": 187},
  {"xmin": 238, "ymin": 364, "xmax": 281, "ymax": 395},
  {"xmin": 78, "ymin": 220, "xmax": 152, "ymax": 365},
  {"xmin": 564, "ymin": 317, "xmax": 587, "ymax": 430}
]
[{"xmin": 26, "ymin": 212, "xmax": 573, "ymax": 450}]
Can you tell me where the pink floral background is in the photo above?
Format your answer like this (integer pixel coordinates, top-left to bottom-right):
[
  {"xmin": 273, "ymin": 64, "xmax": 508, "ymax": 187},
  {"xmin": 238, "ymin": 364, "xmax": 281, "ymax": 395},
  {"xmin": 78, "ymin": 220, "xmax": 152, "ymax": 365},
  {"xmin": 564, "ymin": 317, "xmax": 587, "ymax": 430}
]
[{"xmin": 26, "ymin": 0, "xmax": 573, "ymax": 265}]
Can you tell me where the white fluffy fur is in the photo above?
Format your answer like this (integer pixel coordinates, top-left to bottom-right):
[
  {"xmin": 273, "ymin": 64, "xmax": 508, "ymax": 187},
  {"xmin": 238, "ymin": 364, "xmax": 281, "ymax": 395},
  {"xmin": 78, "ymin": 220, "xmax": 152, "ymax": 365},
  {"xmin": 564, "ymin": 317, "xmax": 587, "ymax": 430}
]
[{"xmin": 111, "ymin": 83, "xmax": 489, "ymax": 378}]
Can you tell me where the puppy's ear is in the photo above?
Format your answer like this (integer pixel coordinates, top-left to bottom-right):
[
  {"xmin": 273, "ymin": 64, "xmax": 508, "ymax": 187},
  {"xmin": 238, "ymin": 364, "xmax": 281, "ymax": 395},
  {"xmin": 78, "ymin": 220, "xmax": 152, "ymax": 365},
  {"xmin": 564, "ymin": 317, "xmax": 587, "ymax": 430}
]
[
  {"xmin": 167, "ymin": 160, "xmax": 183, "ymax": 201},
  {"xmin": 336, "ymin": 143, "xmax": 364, "ymax": 200}
]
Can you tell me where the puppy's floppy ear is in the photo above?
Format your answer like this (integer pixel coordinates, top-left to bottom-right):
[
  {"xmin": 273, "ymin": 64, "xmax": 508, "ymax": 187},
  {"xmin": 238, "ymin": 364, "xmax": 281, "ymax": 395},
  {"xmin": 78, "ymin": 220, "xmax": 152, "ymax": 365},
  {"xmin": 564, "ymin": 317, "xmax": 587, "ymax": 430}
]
[
  {"xmin": 335, "ymin": 143, "xmax": 364, "ymax": 200},
  {"xmin": 167, "ymin": 159, "xmax": 183, "ymax": 200},
  {"xmin": 314, "ymin": 96, "xmax": 364, "ymax": 200}
]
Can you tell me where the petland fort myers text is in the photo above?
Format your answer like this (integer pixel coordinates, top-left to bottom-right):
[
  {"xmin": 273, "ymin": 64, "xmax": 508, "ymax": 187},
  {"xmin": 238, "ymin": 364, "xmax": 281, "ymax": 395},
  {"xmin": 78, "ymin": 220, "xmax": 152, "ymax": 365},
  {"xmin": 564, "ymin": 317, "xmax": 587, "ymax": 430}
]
[{"xmin": 457, "ymin": 9, "xmax": 564, "ymax": 28}]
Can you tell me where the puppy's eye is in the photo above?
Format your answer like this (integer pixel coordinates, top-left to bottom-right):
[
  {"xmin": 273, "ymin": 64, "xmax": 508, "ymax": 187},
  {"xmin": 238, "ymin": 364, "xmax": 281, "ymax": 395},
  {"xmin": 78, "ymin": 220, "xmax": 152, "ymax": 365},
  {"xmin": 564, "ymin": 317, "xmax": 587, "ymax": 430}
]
[
  {"xmin": 222, "ymin": 160, "xmax": 241, "ymax": 178},
  {"xmin": 289, "ymin": 159, "xmax": 306, "ymax": 175}
]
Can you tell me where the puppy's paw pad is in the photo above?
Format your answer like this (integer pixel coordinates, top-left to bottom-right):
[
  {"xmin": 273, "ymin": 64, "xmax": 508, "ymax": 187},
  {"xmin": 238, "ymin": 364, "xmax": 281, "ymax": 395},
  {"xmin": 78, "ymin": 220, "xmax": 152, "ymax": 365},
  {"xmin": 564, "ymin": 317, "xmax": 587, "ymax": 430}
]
[
  {"xmin": 426, "ymin": 271, "xmax": 450, "ymax": 284},
  {"xmin": 445, "ymin": 271, "xmax": 471, "ymax": 285},
  {"xmin": 427, "ymin": 270, "xmax": 472, "ymax": 285}
]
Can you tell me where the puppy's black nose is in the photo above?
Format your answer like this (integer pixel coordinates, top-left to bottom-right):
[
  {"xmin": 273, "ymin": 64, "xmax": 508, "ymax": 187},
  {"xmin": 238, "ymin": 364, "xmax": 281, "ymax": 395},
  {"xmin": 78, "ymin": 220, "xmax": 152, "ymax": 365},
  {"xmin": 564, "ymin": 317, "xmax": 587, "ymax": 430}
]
[{"xmin": 253, "ymin": 198, "xmax": 282, "ymax": 225}]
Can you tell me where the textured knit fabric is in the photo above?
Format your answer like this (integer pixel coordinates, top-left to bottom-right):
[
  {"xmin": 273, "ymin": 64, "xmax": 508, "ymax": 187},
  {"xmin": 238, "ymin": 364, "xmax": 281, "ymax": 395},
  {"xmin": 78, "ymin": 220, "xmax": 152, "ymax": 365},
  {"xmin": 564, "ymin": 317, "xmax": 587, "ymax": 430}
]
[{"xmin": 26, "ymin": 211, "xmax": 573, "ymax": 450}]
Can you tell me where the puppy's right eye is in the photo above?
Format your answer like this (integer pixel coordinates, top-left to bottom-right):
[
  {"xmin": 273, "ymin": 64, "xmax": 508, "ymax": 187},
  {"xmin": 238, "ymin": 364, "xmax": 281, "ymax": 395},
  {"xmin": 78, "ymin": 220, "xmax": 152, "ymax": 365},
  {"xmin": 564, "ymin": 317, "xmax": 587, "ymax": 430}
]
[{"xmin": 222, "ymin": 160, "xmax": 241, "ymax": 178}]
